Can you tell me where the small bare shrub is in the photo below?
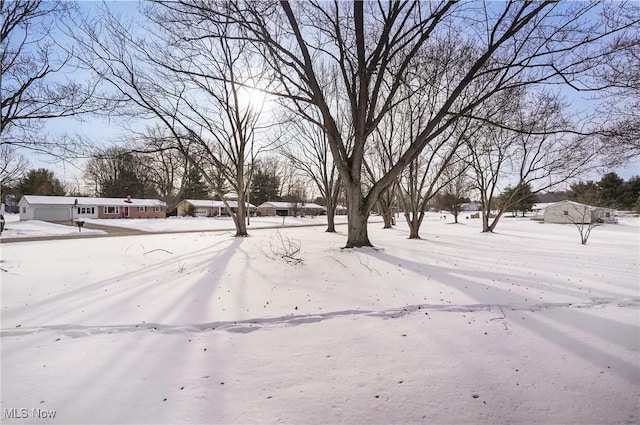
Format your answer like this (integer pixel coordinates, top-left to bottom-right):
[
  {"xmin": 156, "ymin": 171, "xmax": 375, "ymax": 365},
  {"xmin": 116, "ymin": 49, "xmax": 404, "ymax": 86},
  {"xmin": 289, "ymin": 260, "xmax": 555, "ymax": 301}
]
[{"xmin": 260, "ymin": 231, "xmax": 304, "ymax": 265}]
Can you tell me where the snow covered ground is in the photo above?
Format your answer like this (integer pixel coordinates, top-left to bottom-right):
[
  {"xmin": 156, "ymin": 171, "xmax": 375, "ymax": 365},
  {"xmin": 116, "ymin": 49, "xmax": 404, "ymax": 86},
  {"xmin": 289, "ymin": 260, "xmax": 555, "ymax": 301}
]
[
  {"xmin": 0, "ymin": 214, "xmax": 353, "ymax": 239},
  {"xmin": 0, "ymin": 214, "xmax": 105, "ymax": 238},
  {"xmin": 83, "ymin": 215, "xmax": 353, "ymax": 233},
  {"xmin": 1, "ymin": 214, "xmax": 638, "ymax": 424}
]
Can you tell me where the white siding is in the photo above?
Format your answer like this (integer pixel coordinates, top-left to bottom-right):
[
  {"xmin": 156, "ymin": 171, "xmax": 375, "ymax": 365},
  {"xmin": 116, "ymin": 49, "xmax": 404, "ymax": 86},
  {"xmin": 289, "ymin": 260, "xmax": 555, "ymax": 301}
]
[{"xmin": 33, "ymin": 207, "xmax": 71, "ymax": 221}]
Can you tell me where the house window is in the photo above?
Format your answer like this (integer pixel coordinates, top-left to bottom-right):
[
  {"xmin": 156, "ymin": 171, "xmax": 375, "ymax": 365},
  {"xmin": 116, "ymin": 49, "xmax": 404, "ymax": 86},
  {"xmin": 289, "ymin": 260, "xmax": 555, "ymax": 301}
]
[
  {"xmin": 105, "ymin": 206, "xmax": 119, "ymax": 214},
  {"xmin": 22, "ymin": 207, "xmax": 26, "ymax": 213},
  {"xmin": 77, "ymin": 207, "xmax": 95, "ymax": 214},
  {"xmin": 154, "ymin": 206, "xmax": 162, "ymax": 212},
  {"xmin": 563, "ymin": 211, "xmax": 569, "ymax": 215},
  {"xmin": 605, "ymin": 212, "xmax": 610, "ymax": 218},
  {"xmin": 138, "ymin": 206, "xmax": 146, "ymax": 212}
]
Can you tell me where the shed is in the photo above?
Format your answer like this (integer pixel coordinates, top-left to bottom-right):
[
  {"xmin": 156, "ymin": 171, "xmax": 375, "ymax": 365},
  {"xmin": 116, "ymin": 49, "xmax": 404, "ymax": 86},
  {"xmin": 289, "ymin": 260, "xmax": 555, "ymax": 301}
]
[
  {"xmin": 18, "ymin": 195, "xmax": 166, "ymax": 221},
  {"xmin": 542, "ymin": 200, "xmax": 617, "ymax": 224}
]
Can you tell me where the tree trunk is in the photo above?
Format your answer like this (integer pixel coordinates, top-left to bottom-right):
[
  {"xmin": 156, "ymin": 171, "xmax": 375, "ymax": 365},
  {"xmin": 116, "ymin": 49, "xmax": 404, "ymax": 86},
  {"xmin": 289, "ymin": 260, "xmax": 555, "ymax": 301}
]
[
  {"xmin": 345, "ymin": 184, "xmax": 372, "ymax": 248},
  {"xmin": 233, "ymin": 200, "xmax": 248, "ymax": 237},
  {"xmin": 233, "ymin": 185, "xmax": 249, "ymax": 237},
  {"xmin": 325, "ymin": 199, "xmax": 336, "ymax": 233},
  {"xmin": 377, "ymin": 189, "xmax": 395, "ymax": 229},
  {"xmin": 404, "ymin": 212, "xmax": 423, "ymax": 239},
  {"xmin": 481, "ymin": 209, "xmax": 491, "ymax": 232},
  {"xmin": 453, "ymin": 212, "xmax": 459, "ymax": 224},
  {"xmin": 487, "ymin": 210, "xmax": 507, "ymax": 233},
  {"xmin": 382, "ymin": 210, "xmax": 394, "ymax": 228},
  {"xmin": 408, "ymin": 218, "xmax": 421, "ymax": 239}
]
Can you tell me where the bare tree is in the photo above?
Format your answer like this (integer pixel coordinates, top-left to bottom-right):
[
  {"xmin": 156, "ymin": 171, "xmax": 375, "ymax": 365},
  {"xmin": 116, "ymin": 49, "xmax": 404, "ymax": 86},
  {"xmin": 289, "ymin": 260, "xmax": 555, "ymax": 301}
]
[
  {"xmin": 0, "ymin": 145, "xmax": 29, "ymax": 188},
  {"xmin": 364, "ymin": 120, "xmax": 400, "ymax": 230},
  {"xmin": 1, "ymin": 0, "xmax": 102, "ymax": 157},
  {"xmin": 467, "ymin": 90, "xmax": 596, "ymax": 232},
  {"xmin": 436, "ymin": 161, "xmax": 472, "ymax": 224},
  {"xmin": 391, "ymin": 80, "xmax": 473, "ymax": 238},
  {"xmin": 190, "ymin": 0, "xmax": 638, "ymax": 247},
  {"xmin": 280, "ymin": 112, "xmax": 342, "ymax": 231},
  {"xmin": 69, "ymin": 4, "xmax": 271, "ymax": 237},
  {"xmin": 567, "ymin": 203, "xmax": 601, "ymax": 245},
  {"xmin": 135, "ymin": 127, "xmax": 190, "ymax": 212},
  {"xmin": 586, "ymin": 5, "xmax": 640, "ymax": 166}
]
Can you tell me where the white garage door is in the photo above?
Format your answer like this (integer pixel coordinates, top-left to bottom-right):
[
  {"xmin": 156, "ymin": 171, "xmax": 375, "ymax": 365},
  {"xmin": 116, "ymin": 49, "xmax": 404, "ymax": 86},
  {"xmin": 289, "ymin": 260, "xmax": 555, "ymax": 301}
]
[{"xmin": 34, "ymin": 208, "xmax": 71, "ymax": 221}]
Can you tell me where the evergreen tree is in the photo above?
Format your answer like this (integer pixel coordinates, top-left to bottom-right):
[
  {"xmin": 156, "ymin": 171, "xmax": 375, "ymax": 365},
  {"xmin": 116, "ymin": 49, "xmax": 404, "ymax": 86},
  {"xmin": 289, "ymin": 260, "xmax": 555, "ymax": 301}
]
[
  {"xmin": 622, "ymin": 176, "xmax": 640, "ymax": 212},
  {"xmin": 567, "ymin": 181, "xmax": 602, "ymax": 206},
  {"xmin": 182, "ymin": 167, "xmax": 210, "ymax": 199},
  {"xmin": 498, "ymin": 184, "xmax": 537, "ymax": 216},
  {"xmin": 512, "ymin": 184, "xmax": 537, "ymax": 216},
  {"xmin": 598, "ymin": 172, "xmax": 625, "ymax": 209},
  {"xmin": 87, "ymin": 149, "xmax": 158, "ymax": 198},
  {"xmin": 497, "ymin": 186, "xmax": 517, "ymax": 215},
  {"xmin": 250, "ymin": 167, "xmax": 280, "ymax": 206},
  {"xmin": 17, "ymin": 168, "xmax": 65, "ymax": 197}
]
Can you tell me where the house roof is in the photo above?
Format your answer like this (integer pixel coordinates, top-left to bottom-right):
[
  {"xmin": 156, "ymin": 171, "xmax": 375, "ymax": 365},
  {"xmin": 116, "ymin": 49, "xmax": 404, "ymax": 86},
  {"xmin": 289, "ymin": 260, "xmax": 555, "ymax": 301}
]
[
  {"xmin": 532, "ymin": 202, "xmax": 556, "ymax": 211},
  {"xmin": 545, "ymin": 200, "xmax": 615, "ymax": 211},
  {"xmin": 184, "ymin": 199, "xmax": 256, "ymax": 208},
  {"xmin": 257, "ymin": 201, "xmax": 325, "ymax": 209},
  {"xmin": 20, "ymin": 195, "xmax": 166, "ymax": 207}
]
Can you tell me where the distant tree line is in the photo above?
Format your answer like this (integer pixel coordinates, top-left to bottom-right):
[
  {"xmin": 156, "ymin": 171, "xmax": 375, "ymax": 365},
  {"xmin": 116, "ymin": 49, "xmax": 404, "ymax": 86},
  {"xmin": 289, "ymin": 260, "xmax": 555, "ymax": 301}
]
[{"xmin": 567, "ymin": 173, "xmax": 640, "ymax": 212}]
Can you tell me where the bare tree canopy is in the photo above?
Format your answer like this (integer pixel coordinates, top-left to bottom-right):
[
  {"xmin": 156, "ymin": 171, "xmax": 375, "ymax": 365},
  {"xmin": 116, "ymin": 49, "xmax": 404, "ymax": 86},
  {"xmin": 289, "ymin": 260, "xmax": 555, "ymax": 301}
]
[
  {"xmin": 162, "ymin": 0, "xmax": 638, "ymax": 247},
  {"xmin": 0, "ymin": 145, "xmax": 28, "ymax": 188},
  {"xmin": 279, "ymin": 109, "xmax": 342, "ymax": 232},
  {"xmin": 589, "ymin": 6, "xmax": 640, "ymax": 165},
  {"xmin": 1, "ymin": 0, "xmax": 103, "ymax": 158},
  {"xmin": 68, "ymin": 2, "xmax": 276, "ymax": 237}
]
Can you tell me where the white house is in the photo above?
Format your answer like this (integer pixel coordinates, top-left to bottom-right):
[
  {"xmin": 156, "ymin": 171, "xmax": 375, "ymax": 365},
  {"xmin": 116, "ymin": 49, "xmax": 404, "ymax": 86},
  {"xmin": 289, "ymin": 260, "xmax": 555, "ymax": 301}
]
[
  {"xmin": 18, "ymin": 195, "xmax": 166, "ymax": 221},
  {"xmin": 256, "ymin": 201, "xmax": 325, "ymax": 217},
  {"xmin": 335, "ymin": 205, "xmax": 348, "ymax": 215},
  {"xmin": 176, "ymin": 199, "xmax": 256, "ymax": 217},
  {"xmin": 531, "ymin": 202, "xmax": 556, "ymax": 221},
  {"xmin": 541, "ymin": 200, "xmax": 617, "ymax": 224}
]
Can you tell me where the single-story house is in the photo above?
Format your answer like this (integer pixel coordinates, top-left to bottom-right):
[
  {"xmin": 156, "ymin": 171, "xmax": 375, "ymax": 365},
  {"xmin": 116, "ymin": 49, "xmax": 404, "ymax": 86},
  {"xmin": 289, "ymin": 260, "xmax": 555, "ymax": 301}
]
[
  {"xmin": 176, "ymin": 199, "xmax": 256, "ymax": 217},
  {"xmin": 3, "ymin": 195, "xmax": 19, "ymax": 214},
  {"xmin": 335, "ymin": 205, "xmax": 348, "ymax": 215},
  {"xmin": 257, "ymin": 201, "xmax": 325, "ymax": 217},
  {"xmin": 18, "ymin": 195, "xmax": 167, "ymax": 221},
  {"xmin": 461, "ymin": 202, "xmax": 481, "ymax": 212},
  {"xmin": 531, "ymin": 202, "xmax": 556, "ymax": 221},
  {"xmin": 541, "ymin": 200, "xmax": 617, "ymax": 224}
]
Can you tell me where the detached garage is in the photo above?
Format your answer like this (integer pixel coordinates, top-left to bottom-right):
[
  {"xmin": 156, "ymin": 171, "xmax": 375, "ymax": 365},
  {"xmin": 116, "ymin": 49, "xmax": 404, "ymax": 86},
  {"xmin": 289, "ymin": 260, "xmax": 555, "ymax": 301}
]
[{"xmin": 18, "ymin": 195, "xmax": 167, "ymax": 221}]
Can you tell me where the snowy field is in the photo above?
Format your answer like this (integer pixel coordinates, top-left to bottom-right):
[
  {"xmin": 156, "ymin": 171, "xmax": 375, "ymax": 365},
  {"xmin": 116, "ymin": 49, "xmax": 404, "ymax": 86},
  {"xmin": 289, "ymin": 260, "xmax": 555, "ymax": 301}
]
[
  {"xmin": 0, "ymin": 214, "xmax": 105, "ymax": 238},
  {"xmin": 83, "ymin": 215, "xmax": 353, "ymax": 233},
  {"xmin": 1, "ymin": 214, "xmax": 639, "ymax": 424}
]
